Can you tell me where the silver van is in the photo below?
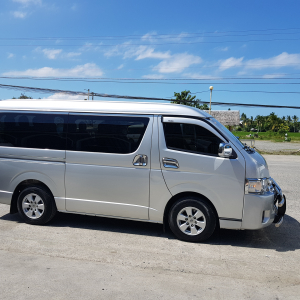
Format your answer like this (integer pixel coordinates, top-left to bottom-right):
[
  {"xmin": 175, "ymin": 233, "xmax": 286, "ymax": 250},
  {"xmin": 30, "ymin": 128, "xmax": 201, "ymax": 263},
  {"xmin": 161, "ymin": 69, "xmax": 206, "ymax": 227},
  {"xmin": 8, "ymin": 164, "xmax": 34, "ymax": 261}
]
[{"xmin": 0, "ymin": 100, "xmax": 286, "ymax": 242}]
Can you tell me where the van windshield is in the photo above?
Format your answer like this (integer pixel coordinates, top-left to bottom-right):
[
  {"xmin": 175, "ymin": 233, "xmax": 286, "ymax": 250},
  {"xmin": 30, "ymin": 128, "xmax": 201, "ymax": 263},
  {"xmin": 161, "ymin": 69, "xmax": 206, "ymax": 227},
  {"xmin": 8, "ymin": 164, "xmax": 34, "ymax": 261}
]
[{"xmin": 208, "ymin": 118, "xmax": 244, "ymax": 148}]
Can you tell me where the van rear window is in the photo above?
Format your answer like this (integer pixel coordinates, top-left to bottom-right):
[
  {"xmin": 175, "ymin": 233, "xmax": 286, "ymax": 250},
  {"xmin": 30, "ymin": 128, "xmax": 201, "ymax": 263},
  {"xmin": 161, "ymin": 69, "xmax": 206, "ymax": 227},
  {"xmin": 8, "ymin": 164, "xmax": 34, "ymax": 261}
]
[
  {"xmin": 0, "ymin": 112, "xmax": 67, "ymax": 150},
  {"xmin": 67, "ymin": 115, "xmax": 149, "ymax": 154}
]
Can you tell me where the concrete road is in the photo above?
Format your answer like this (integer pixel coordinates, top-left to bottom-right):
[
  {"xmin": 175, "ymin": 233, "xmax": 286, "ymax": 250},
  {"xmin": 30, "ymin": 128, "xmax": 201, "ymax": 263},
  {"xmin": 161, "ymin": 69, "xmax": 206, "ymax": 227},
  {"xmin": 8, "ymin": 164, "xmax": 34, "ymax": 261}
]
[{"xmin": 0, "ymin": 155, "xmax": 299, "ymax": 300}]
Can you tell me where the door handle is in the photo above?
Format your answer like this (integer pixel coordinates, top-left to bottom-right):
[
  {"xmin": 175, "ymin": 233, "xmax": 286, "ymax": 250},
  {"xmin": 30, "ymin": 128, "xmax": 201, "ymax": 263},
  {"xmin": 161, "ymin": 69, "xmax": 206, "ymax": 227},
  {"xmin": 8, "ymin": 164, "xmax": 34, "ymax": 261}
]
[
  {"xmin": 133, "ymin": 154, "xmax": 148, "ymax": 166},
  {"xmin": 162, "ymin": 157, "xmax": 179, "ymax": 169}
]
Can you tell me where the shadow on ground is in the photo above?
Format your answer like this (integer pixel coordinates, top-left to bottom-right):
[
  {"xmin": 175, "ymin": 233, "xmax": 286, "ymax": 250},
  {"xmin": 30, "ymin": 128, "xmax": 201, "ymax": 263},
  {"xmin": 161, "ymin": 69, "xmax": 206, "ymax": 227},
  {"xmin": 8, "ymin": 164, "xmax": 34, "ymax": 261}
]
[{"xmin": 1, "ymin": 212, "xmax": 299, "ymax": 252}]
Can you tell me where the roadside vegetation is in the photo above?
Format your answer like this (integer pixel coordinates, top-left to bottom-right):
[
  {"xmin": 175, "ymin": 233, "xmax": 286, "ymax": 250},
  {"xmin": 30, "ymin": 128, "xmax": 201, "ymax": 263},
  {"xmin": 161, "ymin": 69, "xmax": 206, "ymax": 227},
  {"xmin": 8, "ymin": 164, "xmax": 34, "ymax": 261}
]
[
  {"xmin": 231, "ymin": 112, "xmax": 300, "ymax": 142},
  {"xmin": 232, "ymin": 131, "xmax": 300, "ymax": 142}
]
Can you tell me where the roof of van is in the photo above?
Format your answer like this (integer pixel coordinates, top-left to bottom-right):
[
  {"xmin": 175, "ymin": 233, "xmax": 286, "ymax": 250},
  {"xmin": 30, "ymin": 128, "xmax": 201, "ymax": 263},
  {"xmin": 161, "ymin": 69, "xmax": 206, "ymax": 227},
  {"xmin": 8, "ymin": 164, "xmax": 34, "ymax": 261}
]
[{"xmin": 0, "ymin": 99, "xmax": 210, "ymax": 118}]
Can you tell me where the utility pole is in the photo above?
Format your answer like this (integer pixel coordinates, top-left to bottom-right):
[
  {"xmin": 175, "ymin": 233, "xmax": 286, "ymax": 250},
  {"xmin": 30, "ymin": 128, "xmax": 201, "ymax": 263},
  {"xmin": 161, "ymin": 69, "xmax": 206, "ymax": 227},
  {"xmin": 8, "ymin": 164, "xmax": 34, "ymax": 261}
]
[
  {"xmin": 84, "ymin": 89, "xmax": 90, "ymax": 100},
  {"xmin": 209, "ymin": 86, "xmax": 213, "ymax": 114}
]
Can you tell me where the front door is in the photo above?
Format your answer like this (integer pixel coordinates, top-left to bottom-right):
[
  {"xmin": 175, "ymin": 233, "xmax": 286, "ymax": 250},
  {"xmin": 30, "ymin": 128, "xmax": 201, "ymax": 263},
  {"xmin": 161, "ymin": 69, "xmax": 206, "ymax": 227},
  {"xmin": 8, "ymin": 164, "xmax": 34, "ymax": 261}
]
[
  {"xmin": 65, "ymin": 113, "xmax": 153, "ymax": 220},
  {"xmin": 158, "ymin": 116, "xmax": 245, "ymax": 221}
]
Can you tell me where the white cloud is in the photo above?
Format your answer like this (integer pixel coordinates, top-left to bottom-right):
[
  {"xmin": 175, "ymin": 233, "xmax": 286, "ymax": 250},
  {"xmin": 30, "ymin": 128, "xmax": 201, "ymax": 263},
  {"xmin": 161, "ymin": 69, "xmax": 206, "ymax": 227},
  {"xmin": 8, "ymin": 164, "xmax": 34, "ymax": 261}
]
[
  {"xmin": 7, "ymin": 53, "xmax": 15, "ymax": 59},
  {"xmin": 46, "ymin": 93, "xmax": 85, "ymax": 100},
  {"xmin": 218, "ymin": 52, "xmax": 300, "ymax": 73},
  {"xmin": 117, "ymin": 64, "xmax": 124, "ymax": 70},
  {"xmin": 65, "ymin": 52, "xmax": 81, "ymax": 58},
  {"xmin": 13, "ymin": 11, "xmax": 27, "ymax": 18},
  {"xmin": 35, "ymin": 48, "xmax": 81, "ymax": 59},
  {"xmin": 216, "ymin": 46, "xmax": 229, "ymax": 52},
  {"xmin": 42, "ymin": 48, "xmax": 62, "ymax": 59},
  {"xmin": 153, "ymin": 53, "xmax": 202, "ymax": 74},
  {"xmin": 219, "ymin": 57, "xmax": 244, "ymax": 71},
  {"xmin": 13, "ymin": 0, "xmax": 42, "ymax": 5},
  {"xmin": 262, "ymin": 73, "xmax": 286, "ymax": 79},
  {"xmin": 183, "ymin": 73, "xmax": 219, "ymax": 80},
  {"xmin": 80, "ymin": 42, "xmax": 101, "ymax": 52},
  {"xmin": 3, "ymin": 63, "xmax": 104, "ymax": 77},
  {"xmin": 142, "ymin": 74, "xmax": 165, "ymax": 79},
  {"xmin": 71, "ymin": 4, "xmax": 78, "ymax": 10},
  {"xmin": 134, "ymin": 46, "xmax": 171, "ymax": 60},
  {"xmin": 141, "ymin": 32, "xmax": 158, "ymax": 42},
  {"xmin": 141, "ymin": 32, "xmax": 190, "ymax": 43},
  {"xmin": 245, "ymin": 52, "xmax": 300, "ymax": 69},
  {"xmin": 104, "ymin": 44, "xmax": 170, "ymax": 60}
]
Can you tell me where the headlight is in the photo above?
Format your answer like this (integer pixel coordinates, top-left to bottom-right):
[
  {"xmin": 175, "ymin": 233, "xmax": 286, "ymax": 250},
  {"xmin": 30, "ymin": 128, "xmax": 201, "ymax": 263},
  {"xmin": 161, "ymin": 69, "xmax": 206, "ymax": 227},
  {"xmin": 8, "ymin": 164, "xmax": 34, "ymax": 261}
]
[{"xmin": 246, "ymin": 178, "xmax": 273, "ymax": 194}]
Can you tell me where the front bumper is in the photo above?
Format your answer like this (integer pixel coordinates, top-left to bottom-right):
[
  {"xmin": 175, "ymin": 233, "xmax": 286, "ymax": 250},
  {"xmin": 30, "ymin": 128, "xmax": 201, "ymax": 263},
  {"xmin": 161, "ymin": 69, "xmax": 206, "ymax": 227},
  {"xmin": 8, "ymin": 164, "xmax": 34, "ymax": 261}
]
[
  {"xmin": 272, "ymin": 179, "xmax": 286, "ymax": 227},
  {"xmin": 241, "ymin": 178, "xmax": 286, "ymax": 230}
]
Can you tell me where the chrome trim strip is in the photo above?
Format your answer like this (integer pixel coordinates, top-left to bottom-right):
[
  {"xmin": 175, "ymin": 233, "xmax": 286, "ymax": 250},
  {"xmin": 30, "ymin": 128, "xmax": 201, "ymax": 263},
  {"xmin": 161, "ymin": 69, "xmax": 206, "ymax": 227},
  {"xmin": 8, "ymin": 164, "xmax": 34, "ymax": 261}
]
[
  {"xmin": 0, "ymin": 110, "xmax": 68, "ymax": 115},
  {"xmin": 0, "ymin": 190, "xmax": 13, "ymax": 194},
  {"xmin": 0, "ymin": 155, "xmax": 65, "ymax": 162},
  {"xmin": 65, "ymin": 197, "xmax": 158, "ymax": 211}
]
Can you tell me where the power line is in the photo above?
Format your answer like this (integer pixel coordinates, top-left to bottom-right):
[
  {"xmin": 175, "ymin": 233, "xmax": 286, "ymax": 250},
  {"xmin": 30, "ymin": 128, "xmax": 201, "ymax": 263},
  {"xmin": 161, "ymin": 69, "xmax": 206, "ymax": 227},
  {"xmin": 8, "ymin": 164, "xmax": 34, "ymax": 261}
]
[
  {"xmin": 2, "ymin": 27, "xmax": 300, "ymax": 40},
  {"xmin": 199, "ymin": 101, "xmax": 300, "ymax": 109},
  {"xmin": 194, "ymin": 90, "xmax": 300, "ymax": 94},
  {"xmin": 2, "ymin": 76, "xmax": 300, "ymax": 81},
  {"xmin": 1, "ymin": 77, "xmax": 300, "ymax": 85},
  {"xmin": 1, "ymin": 37, "xmax": 300, "ymax": 47},
  {"xmin": 2, "ymin": 31, "xmax": 300, "ymax": 41},
  {"xmin": 1, "ymin": 83, "xmax": 300, "ymax": 109}
]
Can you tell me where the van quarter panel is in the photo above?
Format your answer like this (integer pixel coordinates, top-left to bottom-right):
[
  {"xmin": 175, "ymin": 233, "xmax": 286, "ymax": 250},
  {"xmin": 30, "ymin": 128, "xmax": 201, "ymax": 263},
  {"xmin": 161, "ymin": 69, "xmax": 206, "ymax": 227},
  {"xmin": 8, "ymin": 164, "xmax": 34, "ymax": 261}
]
[{"xmin": 0, "ymin": 157, "xmax": 65, "ymax": 207}]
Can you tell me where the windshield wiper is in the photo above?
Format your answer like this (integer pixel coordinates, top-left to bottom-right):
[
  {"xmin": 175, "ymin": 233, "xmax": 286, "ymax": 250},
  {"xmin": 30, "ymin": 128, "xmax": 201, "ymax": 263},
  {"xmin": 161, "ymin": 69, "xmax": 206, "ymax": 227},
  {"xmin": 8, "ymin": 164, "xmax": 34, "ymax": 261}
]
[{"xmin": 243, "ymin": 143, "xmax": 255, "ymax": 153}]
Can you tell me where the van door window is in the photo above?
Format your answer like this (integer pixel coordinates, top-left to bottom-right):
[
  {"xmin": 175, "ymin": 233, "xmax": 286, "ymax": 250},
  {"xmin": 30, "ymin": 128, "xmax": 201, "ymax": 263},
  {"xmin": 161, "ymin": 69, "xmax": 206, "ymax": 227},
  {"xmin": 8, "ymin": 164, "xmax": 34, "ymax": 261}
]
[
  {"xmin": 0, "ymin": 112, "xmax": 67, "ymax": 150},
  {"xmin": 67, "ymin": 115, "xmax": 149, "ymax": 154},
  {"xmin": 163, "ymin": 122, "xmax": 222, "ymax": 156}
]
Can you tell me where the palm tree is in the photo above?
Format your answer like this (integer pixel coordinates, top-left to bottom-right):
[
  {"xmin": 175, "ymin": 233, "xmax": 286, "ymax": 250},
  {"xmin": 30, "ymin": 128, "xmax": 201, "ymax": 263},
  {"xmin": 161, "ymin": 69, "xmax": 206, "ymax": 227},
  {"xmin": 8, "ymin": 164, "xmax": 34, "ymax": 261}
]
[
  {"xmin": 255, "ymin": 115, "xmax": 264, "ymax": 132},
  {"xmin": 172, "ymin": 90, "xmax": 208, "ymax": 110},
  {"xmin": 267, "ymin": 112, "xmax": 281, "ymax": 132},
  {"xmin": 292, "ymin": 115, "xmax": 299, "ymax": 132},
  {"xmin": 286, "ymin": 115, "xmax": 292, "ymax": 131}
]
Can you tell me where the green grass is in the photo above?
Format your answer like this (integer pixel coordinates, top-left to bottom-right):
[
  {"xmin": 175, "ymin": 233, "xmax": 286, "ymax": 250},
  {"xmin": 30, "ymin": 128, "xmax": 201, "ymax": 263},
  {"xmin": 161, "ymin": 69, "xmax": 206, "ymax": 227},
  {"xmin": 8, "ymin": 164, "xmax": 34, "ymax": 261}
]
[{"xmin": 232, "ymin": 131, "xmax": 300, "ymax": 142}]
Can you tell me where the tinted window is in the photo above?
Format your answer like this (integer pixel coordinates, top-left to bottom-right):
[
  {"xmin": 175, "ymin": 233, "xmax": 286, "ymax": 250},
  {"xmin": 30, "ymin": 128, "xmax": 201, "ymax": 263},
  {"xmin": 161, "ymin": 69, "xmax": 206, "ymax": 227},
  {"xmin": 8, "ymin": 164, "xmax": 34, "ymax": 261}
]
[
  {"xmin": 0, "ymin": 112, "xmax": 67, "ymax": 150},
  {"xmin": 163, "ymin": 122, "xmax": 222, "ymax": 156},
  {"xmin": 67, "ymin": 115, "xmax": 149, "ymax": 154}
]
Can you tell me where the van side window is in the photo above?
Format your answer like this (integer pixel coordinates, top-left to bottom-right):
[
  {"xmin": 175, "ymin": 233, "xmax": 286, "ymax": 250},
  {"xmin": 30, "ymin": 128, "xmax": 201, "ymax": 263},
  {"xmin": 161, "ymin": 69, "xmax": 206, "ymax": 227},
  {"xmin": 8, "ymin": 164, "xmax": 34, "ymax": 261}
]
[
  {"xmin": 67, "ymin": 115, "xmax": 149, "ymax": 154},
  {"xmin": 0, "ymin": 112, "xmax": 67, "ymax": 150},
  {"xmin": 163, "ymin": 122, "xmax": 222, "ymax": 156}
]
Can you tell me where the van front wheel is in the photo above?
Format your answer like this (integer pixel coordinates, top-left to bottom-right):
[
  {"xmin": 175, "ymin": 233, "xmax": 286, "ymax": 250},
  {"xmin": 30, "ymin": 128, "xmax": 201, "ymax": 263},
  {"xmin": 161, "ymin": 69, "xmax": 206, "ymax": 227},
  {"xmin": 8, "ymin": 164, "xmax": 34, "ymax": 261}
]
[
  {"xmin": 17, "ymin": 186, "xmax": 57, "ymax": 225},
  {"xmin": 168, "ymin": 197, "xmax": 217, "ymax": 242}
]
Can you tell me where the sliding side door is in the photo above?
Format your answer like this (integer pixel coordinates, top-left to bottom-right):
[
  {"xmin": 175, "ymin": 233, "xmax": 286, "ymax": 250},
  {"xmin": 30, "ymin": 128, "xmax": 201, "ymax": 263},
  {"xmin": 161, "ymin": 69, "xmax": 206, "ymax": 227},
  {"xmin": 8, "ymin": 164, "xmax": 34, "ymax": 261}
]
[{"xmin": 65, "ymin": 113, "xmax": 153, "ymax": 220}]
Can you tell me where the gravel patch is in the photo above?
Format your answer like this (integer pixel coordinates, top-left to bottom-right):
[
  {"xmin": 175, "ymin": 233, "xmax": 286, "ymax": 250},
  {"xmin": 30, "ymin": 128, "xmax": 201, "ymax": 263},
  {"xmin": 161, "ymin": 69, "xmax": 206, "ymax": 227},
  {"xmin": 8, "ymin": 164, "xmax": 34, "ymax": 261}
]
[{"xmin": 241, "ymin": 140, "xmax": 300, "ymax": 152}]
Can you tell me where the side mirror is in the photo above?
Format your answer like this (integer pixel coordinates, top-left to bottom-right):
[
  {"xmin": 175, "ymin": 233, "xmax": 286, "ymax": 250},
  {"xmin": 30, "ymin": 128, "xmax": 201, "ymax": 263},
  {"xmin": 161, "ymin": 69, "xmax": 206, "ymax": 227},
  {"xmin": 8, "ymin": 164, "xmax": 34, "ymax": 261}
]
[{"xmin": 218, "ymin": 143, "xmax": 233, "ymax": 158}]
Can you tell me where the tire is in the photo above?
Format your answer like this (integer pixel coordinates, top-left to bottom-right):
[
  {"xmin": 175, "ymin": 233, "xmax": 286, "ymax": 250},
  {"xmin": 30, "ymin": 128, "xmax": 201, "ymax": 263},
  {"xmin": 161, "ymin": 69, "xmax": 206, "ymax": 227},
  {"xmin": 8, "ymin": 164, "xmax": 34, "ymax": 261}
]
[
  {"xmin": 168, "ymin": 196, "xmax": 217, "ymax": 242},
  {"xmin": 17, "ymin": 186, "xmax": 57, "ymax": 225}
]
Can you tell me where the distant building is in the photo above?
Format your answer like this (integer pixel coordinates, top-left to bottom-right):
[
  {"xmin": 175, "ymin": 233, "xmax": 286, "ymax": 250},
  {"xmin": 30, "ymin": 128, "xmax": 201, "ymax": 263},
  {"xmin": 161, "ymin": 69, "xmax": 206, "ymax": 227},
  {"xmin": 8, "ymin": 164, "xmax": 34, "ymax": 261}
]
[{"xmin": 204, "ymin": 110, "xmax": 240, "ymax": 126}]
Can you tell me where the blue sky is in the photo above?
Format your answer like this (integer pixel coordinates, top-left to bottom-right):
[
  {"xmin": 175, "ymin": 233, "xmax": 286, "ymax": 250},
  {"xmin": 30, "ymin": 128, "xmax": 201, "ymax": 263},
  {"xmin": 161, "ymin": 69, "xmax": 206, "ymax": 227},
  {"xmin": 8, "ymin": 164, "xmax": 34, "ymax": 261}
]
[{"xmin": 1, "ymin": 0, "xmax": 300, "ymax": 118}]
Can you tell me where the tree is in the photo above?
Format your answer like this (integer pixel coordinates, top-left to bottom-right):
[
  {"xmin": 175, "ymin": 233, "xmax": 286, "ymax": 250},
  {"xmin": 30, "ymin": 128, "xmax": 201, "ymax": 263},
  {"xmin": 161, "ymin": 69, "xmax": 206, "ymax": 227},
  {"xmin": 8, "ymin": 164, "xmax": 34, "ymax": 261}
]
[
  {"xmin": 12, "ymin": 94, "xmax": 32, "ymax": 99},
  {"xmin": 255, "ymin": 115, "xmax": 264, "ymax": 132},
  {"xmin": 267, "ymin": 112, "xmax": 281, "ymax": 132},
  {"xmin": 172, "ymin": 90, "xmax": 208, "ymax": 110},
  {"xmin": 292, "ymin": 115, "xmax": 299, "ymax": 132}
]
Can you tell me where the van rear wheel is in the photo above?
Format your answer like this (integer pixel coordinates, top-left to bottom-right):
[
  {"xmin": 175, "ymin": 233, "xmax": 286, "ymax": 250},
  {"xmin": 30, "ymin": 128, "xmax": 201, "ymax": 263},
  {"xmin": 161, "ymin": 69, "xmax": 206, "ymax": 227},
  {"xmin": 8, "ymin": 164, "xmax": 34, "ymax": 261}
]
[
  {"xmin": 168, "ymin": 197, "xmax": 217, "ymax": 242},
  {"xmin": 17, "ymin": 186, "xmax": 57, "ymax": 225}
]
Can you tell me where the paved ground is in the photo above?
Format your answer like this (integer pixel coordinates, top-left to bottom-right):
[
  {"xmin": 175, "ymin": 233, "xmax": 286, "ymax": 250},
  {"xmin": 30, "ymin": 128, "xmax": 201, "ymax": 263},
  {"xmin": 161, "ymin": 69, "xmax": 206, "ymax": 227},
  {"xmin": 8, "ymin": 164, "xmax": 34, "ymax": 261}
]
[
  {"xmin": 241, "ymin": 140, "xmax": 300, "ymax": 153},
  {"xmin": 0, "ymin": 155, "xmax": 299, "ymax": 300}
]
